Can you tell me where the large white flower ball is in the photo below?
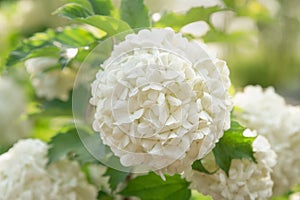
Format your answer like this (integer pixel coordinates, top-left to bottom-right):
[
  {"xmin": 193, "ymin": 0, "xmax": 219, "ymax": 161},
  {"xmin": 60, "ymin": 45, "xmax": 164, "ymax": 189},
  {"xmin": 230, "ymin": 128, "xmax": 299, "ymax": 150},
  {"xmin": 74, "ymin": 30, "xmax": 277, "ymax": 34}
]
[
  {"xmin": 90, "ymin": 28, "xmax": 232, "ymax": 174},
  {"xmin": 234, "ymin": 85, "xmax": 300, "ymax": 195},
  {"xmin": 0, "ymin": 139, "xmax": 98, "ymax": 200},
  {"xmin": 185, "ymin": 134, "xmax": 277, "ymax": 200}
]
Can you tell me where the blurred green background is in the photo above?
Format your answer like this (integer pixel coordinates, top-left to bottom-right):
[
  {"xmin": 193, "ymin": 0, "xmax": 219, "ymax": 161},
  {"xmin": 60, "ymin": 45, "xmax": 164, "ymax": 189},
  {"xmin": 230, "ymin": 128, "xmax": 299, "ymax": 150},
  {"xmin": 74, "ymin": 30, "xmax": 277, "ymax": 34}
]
[{"xmin": 0, "ymin": 0, "xmax": 299, "ymax": 102}]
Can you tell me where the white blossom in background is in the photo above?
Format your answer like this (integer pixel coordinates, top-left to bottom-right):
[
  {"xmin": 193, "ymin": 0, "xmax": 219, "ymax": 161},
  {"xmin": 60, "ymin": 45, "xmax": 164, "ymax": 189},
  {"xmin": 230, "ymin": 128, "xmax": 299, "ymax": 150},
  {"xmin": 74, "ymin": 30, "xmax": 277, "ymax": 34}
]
[
  {"xmin": 47, "ymin": 160, "xmax": 98, "ymax": 200},
  {"xmin": 234, "ymin": 85, "xmax": 300, "ymax": 195},
  {"xmin": 290, "ymin": 192, "xmax": 300, "ymax": 200},
  {"xmin": 234, "ymin": 86, "xmax": 286, "ymax": 138},
  {"xmin": 25, "ymin": 57, "xmax": 76, "ymax": 101},
  {"xmin": 0, "ymin": 77, "xmax": 30, "ymax": 146},
  {"xmin": 0, "ymin": 139, "xmax": 98, "ymax": 200},
  {"xmin": 185, "ymin": 134, "xmax": 277, "ymax": 200},
  {"xmin": 90, "ymin": 28, "xmax": 232, "ymax": 175},
  {"xmin": 87, "ymin": 164, "xmax": 110, "ymax": 193}
]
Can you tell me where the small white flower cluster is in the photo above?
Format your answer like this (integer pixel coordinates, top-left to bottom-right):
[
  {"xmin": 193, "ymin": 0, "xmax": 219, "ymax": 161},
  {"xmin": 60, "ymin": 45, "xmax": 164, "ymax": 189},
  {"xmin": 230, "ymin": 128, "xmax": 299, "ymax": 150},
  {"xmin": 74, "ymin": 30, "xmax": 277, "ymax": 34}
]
[
  {"xmin": 185, "ymin": 133, "xmax": 277, "ymax": 200},
  {"xmin": 234, "ymin": 85, "xmax": 300, "ymax": 195},
  {"xmin": 289, "ymin": 192, "xmax": 300, "ymax": 200},
  {"xmin": 87, "ymin": 164, "xmax": 110, "ymax": 193},
  {"xmin": 0, "ymin": 77, "xmax": 30, "ymax": 146},
  {"xmin": 0, "ymin": 139, "xmax": 98, "ymax": 200},
  {"xmin": 90, "ymin": 28, "xmax": 232, "ymax": 175},
  {"xmin": 25, "ymin": 57, "xmax": 76, "ymax": 101}
]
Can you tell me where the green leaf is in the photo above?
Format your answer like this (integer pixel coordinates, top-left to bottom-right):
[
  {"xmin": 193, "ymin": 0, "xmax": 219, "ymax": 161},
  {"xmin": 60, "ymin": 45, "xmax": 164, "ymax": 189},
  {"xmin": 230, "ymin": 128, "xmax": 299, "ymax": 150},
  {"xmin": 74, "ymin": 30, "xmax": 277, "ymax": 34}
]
[
  {"xmin": 191, "ymin": 191, "xmax": 213, "ymax": 200},
  {"xmin": 120, "ymin": 0, "xmax": 150, "ymax": 28},
  {"xmin": 6, "ymin": 31, "xmax": 54, "ymax": 66},
  {"xmin": 98, "ymin": 191, "xmax": 114, "ymax": 200},
  {"xmin": 39, "ymin": 94, "xmax": 73, "ymax": 116},
  {"xmin": 0, "ymin": 146, "xmax": 10, "ymax": 155},
  {"xmin": 28, "ymin": 46, "xmax": 61, "ymax": 60},
  {"xmin": 6, "ymin": 26, "xmax": 97, "ymax": 67},
  {"xmin": 192, "ymin": 160, "xmax": 210, "ymax": 174},
  {"xmin": 54, "ymin": 0, "xmax": 113, "ymax": 19},
  {"xmin": 88, "ymin": 0, "xmax": 114, "ymax": 16},
  {"xmin": 192, "ymin": 160, "xmax": 214, "ymax": 175},
  {"xmin": 154, "ymin": 6, "xmax": 223, "ymax": 31},
  {"xmin": 55, "ymin": 27, "xmax": 97, "ymax": 47},
  {"xmin": 192, "ymin": 152, "xmax": 219, "ymax": 175},
  {"xmin": 120, "ymin": 172, "xmax": 191, "ymax": 200},
  {"xmin": 222, "ymin": 0, "xmax": 236, "ymax": 9},
  {"xmin": 54, "ymin": 3, "xmax": 93, "ymax": 19},
  {"xmin": 48, "ymin": 128, "xmax": 98, "ymax": 164},
  {"xmin": 104, "ymin": 167, "xmax": 129, "ymax": 190},
  {"xmin": 203, "ymin": 29, "xmax": 251, "ymax": 43},
  {"xmin": 67, "ymin": 0, "xmax": 93, "ymax": 11},
  {"xmin": 271, "ymin": 196, "xmax": 288, "ymax": 200},
  {"xmin": 213, "ymin": 121, "xmax": 256, "ymax": 176},
  {"xmin": 76, "ymin": 15, "xmax": 131, "ymax": 36}
]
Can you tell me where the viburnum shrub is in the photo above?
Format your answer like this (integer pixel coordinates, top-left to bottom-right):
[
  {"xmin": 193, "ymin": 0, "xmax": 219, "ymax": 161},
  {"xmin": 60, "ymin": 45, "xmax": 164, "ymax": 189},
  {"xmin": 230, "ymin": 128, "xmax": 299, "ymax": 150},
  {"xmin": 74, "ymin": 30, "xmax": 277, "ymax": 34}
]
[{"xmin": 2, "ymin": 0, "xmax": 299, "ymax": 200}]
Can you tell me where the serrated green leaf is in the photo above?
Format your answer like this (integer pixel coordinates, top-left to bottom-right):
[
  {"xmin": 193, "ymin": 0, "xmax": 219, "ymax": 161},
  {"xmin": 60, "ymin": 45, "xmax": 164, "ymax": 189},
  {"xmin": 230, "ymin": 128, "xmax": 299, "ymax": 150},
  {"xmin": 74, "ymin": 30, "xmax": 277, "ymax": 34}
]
[
  {"xmin": 28, "ymin": 46, "xmax": 61, "ymax": 60},
  {"xmin": 120, "ymin": 0, "xmax": 150, "ymax": 28},
  {"xmin": 64, "ymin": 0, "xmax": 114, "ymax": 16},
  {"xmin": 54, "ymin": 27, "xmax": 97, "ymax": 47},
  {"xmin": 120, "ymin": 172, "xmax": 191, "ymax": 200},
  {"xmin": 213, "ymin": 121, "xmax": 256, "ymax": 176},
  {"xmin": 54, "ymin": 3, "xmax": 93, "ymax": 19},
  {"xmin": 88, "ymin": 0, "xmax": 114, "ymax": 16},
  {"xmin": 6, "ymin": 26, "xmax": 97, "ymax": 67},
  {"xmin": 48, "ymin": 128, "xmax": 98, "ymax": 164},
  {"xmin": 76, "ymin": 15, "xmax": 131, "ymax": 35},
  {"xmin": 154, "ymin": 6, "xmax": 223, "ymax": 31},
  {"xmin": 104, "ymin": 167, "xmax": 129, "ymax": 191},
  {"xmin": 6, "ymin": 31, "xmax": 54, "ymax": 66}
]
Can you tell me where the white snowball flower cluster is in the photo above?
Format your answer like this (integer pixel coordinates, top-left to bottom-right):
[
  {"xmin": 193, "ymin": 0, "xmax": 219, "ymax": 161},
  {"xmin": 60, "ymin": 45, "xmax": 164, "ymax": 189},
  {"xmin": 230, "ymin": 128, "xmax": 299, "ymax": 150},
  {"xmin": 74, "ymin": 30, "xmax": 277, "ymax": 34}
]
[
  {"xmin": 0, "ymin": 139, "xmax": 98, "ymax": 200},
  {"xmin": 234, "ymin": 85, "xmax": 300, "ymax": 195},
  {"xmin": 0, "ymin": 77, "xmax": 30, "ymax": 146},
  {"xmin": 185, "ymin": 134, "xmax": 277, "ymax": 200},
  {"xmin": 25, "ymin": 57, "xmax": 76, "ymax": 101},
  {"xmin": 90, "ymin": 28, "xmax": 232, "ymax": 175},
  {"xmin": 234, "ymin": 86, "xmax": 287, "ymax": 139}
]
